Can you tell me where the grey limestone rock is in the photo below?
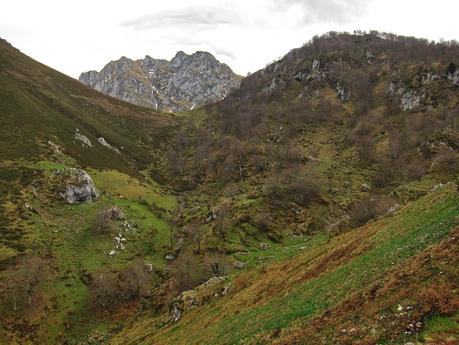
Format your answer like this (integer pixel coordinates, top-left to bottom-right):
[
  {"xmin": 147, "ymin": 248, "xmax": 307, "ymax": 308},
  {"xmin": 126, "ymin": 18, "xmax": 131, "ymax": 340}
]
[
  {"xmin": 57, "ymin": 168, "xmax": 99, "ymax": 203},
  {"xmin": 79, "ymin": 51, "xmax": 242, "ymax": 112}
]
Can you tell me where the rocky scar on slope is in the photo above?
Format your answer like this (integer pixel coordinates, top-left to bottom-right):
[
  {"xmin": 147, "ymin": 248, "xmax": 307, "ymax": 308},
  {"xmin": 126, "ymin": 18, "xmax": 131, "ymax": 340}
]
[
  {"xmin": 52, "ymin": 168, "xmax": 99, "ymax": 203},
  {"xmin": 79, "ymin": 51, "xmax": 242, "ymax": 113}
]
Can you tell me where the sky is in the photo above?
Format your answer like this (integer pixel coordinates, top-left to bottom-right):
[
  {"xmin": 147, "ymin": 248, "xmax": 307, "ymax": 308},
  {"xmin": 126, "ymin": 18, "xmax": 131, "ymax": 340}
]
[{"xmin": 2, "ymin": 0, "xmax": 459, "ymax": 78}]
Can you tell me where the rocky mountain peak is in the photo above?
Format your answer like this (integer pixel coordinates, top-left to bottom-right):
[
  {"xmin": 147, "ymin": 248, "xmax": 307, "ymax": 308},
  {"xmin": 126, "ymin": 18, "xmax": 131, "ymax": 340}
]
[{"xmin": 79, "ymin": 51, "xmax": 242, "ymax": 112}]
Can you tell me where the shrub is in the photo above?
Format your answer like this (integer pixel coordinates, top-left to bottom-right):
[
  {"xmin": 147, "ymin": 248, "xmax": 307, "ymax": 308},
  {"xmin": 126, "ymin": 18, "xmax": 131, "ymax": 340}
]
[
  {"xmin": 436, "ymin": 150, "xmax": 459, "ymax": 174},
  {"xmin": 88, "ymin": 260, "xmax": 151, "ymax": 310},
  {"xmin": 405, "ymin": 160, "xmax": 427, "ymax": 180},
  {"xmin": 357, "ymin": 135, "xmax": 377, "ymax": 165},
  {"xmin": 204, "ymin": 253, "xmax": 230, "ymax": 277},
  {"xmin": 264, "ymin": 168, "xmax": 320, "ymax": 207},
  {"xmin": 3, "ymin": 256, "xmax": 47, "ymax": 313},
  {"xmin": 253, "ymin": 213, "xmax": 271, "ymax": 232},
  {"xmin": 446, "ymin": 62, "xmax": 456, "ymax": 75},
  {"xmin": 88, "ymin": 271, "xmax": 119, "ymax": 309},
  {"xmin": 93, "ymin": 208, "xmax": 114, "ymax": 234},
  {"xmin": 350, "ymin": 197, "xmax": 395, "ymax": 226},
  {"xmin": 372, "ymin": 162, "xmax": 395, "ymax": 188},
  {"xmin": 118, "ymin": 260, "xmax": 151, "ymax": 300},
  {"xmin": 418, "ymin": 284, "xmax": 459, "ymax": 316},
  {"xmin": 169, "ymin": 250, "xmax": 207, "ymax": 294}
]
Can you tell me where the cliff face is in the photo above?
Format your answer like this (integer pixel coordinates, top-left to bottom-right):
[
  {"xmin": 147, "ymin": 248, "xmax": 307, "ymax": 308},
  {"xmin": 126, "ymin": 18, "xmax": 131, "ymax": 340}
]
[{"xmin": 79, "ymin": 51, "xmax": 242, "ymax": 112}]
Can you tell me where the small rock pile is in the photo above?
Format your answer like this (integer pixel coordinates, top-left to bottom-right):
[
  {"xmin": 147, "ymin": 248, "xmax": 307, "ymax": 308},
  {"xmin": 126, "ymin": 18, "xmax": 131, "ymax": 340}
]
[{"xmin": 170, "ymin": 276, "xmax": 230, "ymax": 322}]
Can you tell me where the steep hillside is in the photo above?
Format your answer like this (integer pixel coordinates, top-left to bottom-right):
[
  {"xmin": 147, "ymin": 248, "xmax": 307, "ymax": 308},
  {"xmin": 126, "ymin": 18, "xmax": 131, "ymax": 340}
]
[
  {"xmin": 79, "ymin": 51, "xmax": 242, "ymax": 112},
  {"xmin": 0, "ymin": 38, "xmax": 178, "ymax": 171},
  {"xmin": 160, "ymin": 32, "xmax": 459, "ymax": 262},
  {"xmin": 0, "ymin": 38, "xmax": 179, "ymax": 344},
  {"xmin": 0, "ymin": 31, "xmax": 458, "ymax": 345},
  {"xmin": 110, "ymin": 183, "xmax": 459, "ymax": 345}
]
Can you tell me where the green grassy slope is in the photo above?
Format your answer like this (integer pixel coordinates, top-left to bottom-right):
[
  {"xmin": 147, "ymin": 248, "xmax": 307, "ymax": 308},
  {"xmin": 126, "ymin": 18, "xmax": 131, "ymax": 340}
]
[
  {"xmin": 0, "ymin": 38, "xmax": 178, "ymax": 344},
  {"xmin": 0, "ymin": 38, "xmax": 175, "ymax": 172},
  {"xmin": 110, "ymin": 184, "xmax": 459, "ymax": 345}
]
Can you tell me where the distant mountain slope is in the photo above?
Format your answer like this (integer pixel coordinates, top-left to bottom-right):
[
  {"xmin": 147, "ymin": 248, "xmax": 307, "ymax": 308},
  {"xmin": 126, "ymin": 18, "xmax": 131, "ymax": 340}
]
[
  {"xmin": 0, "ymin": 38, "xmax": 176, "ymax": 173},
  {"xmin": 79, "ymin": 51, "xmax": 242, "ymax": 112}
]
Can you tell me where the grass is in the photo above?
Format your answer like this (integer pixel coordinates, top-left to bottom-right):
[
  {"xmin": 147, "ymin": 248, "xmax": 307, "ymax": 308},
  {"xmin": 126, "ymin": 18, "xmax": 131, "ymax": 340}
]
[
  {"xmin": 0, "ymin": 157, "xmax": 178, "ymax": 344},
  {"xmin": 420, "ymin": 314, "xmax": 459, "ymax": 341},
  {"xmin": 113, "ymin": 184, "xmax": 458, "ymax": 345}
]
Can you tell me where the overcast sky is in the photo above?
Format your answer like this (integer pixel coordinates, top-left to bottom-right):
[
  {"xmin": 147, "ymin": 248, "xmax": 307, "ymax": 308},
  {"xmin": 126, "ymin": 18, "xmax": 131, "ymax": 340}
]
[{"xmin": 2, "ymin": 0, "xmax": 459, "ymax": 78}]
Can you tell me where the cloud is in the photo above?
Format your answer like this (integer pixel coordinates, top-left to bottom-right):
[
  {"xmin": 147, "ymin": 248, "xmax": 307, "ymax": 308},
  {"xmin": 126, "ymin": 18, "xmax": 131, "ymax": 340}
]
[
  {"xmin": 122, "ymin": 4, "xmax": 247, "ymax": 31},
  {"xmin": 275, "ymin": 0, "xmax": 369, "ymax": 24}
]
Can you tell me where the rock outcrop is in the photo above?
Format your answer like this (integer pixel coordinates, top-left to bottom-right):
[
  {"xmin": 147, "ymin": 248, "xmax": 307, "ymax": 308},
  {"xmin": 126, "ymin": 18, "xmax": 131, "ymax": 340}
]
[
  {"xmin": 74, "ymin": 129, "xmax": 92, "ymax": 147},
  {"xmin": 79, "ymin": 51, "xmax": 242, "ymax": 112},
  {"xmin": 55, "ymin": 168, "xmax": 99, "ymax": 203},
  {"xmin": 170, "ymin": 276, "xmax": 230, "ymax": 322},
  {"xmin": 97, "ymin": 137, "xmax": 120, "ymax": 154},
  {"xmin": 400, "ymin": 90, "xmax": 422, "ymax": 111},
  {"xmin": 448, "ymin": 69, "xmax": 459, "ymax": 86}
]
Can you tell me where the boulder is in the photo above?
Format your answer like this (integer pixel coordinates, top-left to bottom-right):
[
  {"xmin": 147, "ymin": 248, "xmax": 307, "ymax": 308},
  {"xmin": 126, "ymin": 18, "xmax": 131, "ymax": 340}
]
[
  {"xmin": 57, "ymin": 169, "xmax": 99, "ymax": 203},
  {"xmin": 165, "ymin": 253, "xmax": 175, "ymax": 261},
  {"xmin": 47, "ymin": 140, "xmax": 62, "ymax": 153},
  {"xmin": 170, "ymin": 302, "xmax": 182, "ymax": 322},
  {"xmin": 259, "ymin": 242, "xmax": 270, "ymax": 250},
  {"xmin": 97, "ymin": 137, "xmax": 120, "ymax": 154},
  {"xmin": 449, "ymin": 69, "xmax": 459, "ymax": 86},
  {"xmin": 74, "ymin": 129, "xmax": 92, "ymax": 147},
  {"xmin": 293, "ymin": 71, "xmax": 305, "ymax": 82},
  {"xmin": 312, "ymin": 59, "xmax": 320, "ymax": 70},
  {"xmin": 401, "ymin": 90, "xmax": 421, "ymax": 111},
  {"xmin": 170, "ymin": 276, "xmax": 229, "ymax": 322},
  {"xmin": 366, "ymin": 51, "xmax": 375, "ymax": 64},
  {"xmin": 361, "ymin": 183, "xmax": 371, "ymax": 192},
  {"xmin": 336, "ymin": 83, "xmax": 350, "ymax": 102},
  {"xmin": 233, "ymin": 260, "xmax": 245, "ymax": 269}
]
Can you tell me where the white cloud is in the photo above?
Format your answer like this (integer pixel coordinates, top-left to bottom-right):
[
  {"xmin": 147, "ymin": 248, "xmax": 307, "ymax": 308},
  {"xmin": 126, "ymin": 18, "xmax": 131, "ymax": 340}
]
[
  {"xmin": 274, "ymin": 0, "xmax": 368, "ymax": 24},
  {"xmin": 1, "ymin": 0, "xmax": 459, "ymax": 79}
]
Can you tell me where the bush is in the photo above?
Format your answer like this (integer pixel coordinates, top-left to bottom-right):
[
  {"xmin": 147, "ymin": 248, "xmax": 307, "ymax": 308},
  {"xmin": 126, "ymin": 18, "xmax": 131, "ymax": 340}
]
[
  {"xmin": 418, "ymin": 284, "xmax": 459, "ymax": 316},
  {"xmin": 372, "ymin": 162, "xmax": 395, "ymax": 188},
  {"xmin": 169, "ymin": 250, "xmax": 208, "ymax": 294},
  {"xmin": 204, "ymin": 253, "xmax": 230, "ymax": 277},
  {"xmin": 357, "ymin": 136, "xmax": 377, "ymax": 165},
  {"xmin": 88, "ymin": 260, "xmax": 151, "ymax": 310},
  {"xmin": 93, "ymin": 209, "xmax": 114, "ymax": 234},
  {"xmin": 350, "ymin": 197, "xmax": 395, "ymax": 226},
  {"xmin": 253, "ymin": 213, "xmax": 270, "ymax": 232},
  {"xmin": 89, "ymin": 271, "xmax": 119, "ymax": 309},
  {"xmin": 264, "ymin": 167, "xmax": 321, "ymax": 207},
  {"xmin": 405, "ymin": 160, "xmax": 427, "ymax": 180},
  {"xmin": 3, "ymin": 256, "xmax": 47, "ymax": 313},
  {"xmin": 436, "ymin": 150, "xmax": 459, "ymax": 174},
  {"xmin": 446, "ymin": 62, "xmax": 456, "ymax": 75},
  {"xmin": 93, "ymin": 206, "xmax": 124, "ymax": 234}
]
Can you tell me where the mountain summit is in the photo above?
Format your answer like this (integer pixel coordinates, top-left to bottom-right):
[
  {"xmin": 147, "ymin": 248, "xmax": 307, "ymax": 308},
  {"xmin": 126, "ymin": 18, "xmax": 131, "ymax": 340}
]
[{"xmin": 79, "ymin": 51, "xmax": 242, "ymax": 112}]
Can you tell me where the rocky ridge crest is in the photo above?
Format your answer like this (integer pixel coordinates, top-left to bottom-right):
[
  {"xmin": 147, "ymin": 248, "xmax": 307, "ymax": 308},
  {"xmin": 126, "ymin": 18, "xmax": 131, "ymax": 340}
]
[{"xmin": 79, "ymin": 51, "xmax": 242, "ymax": 112}]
